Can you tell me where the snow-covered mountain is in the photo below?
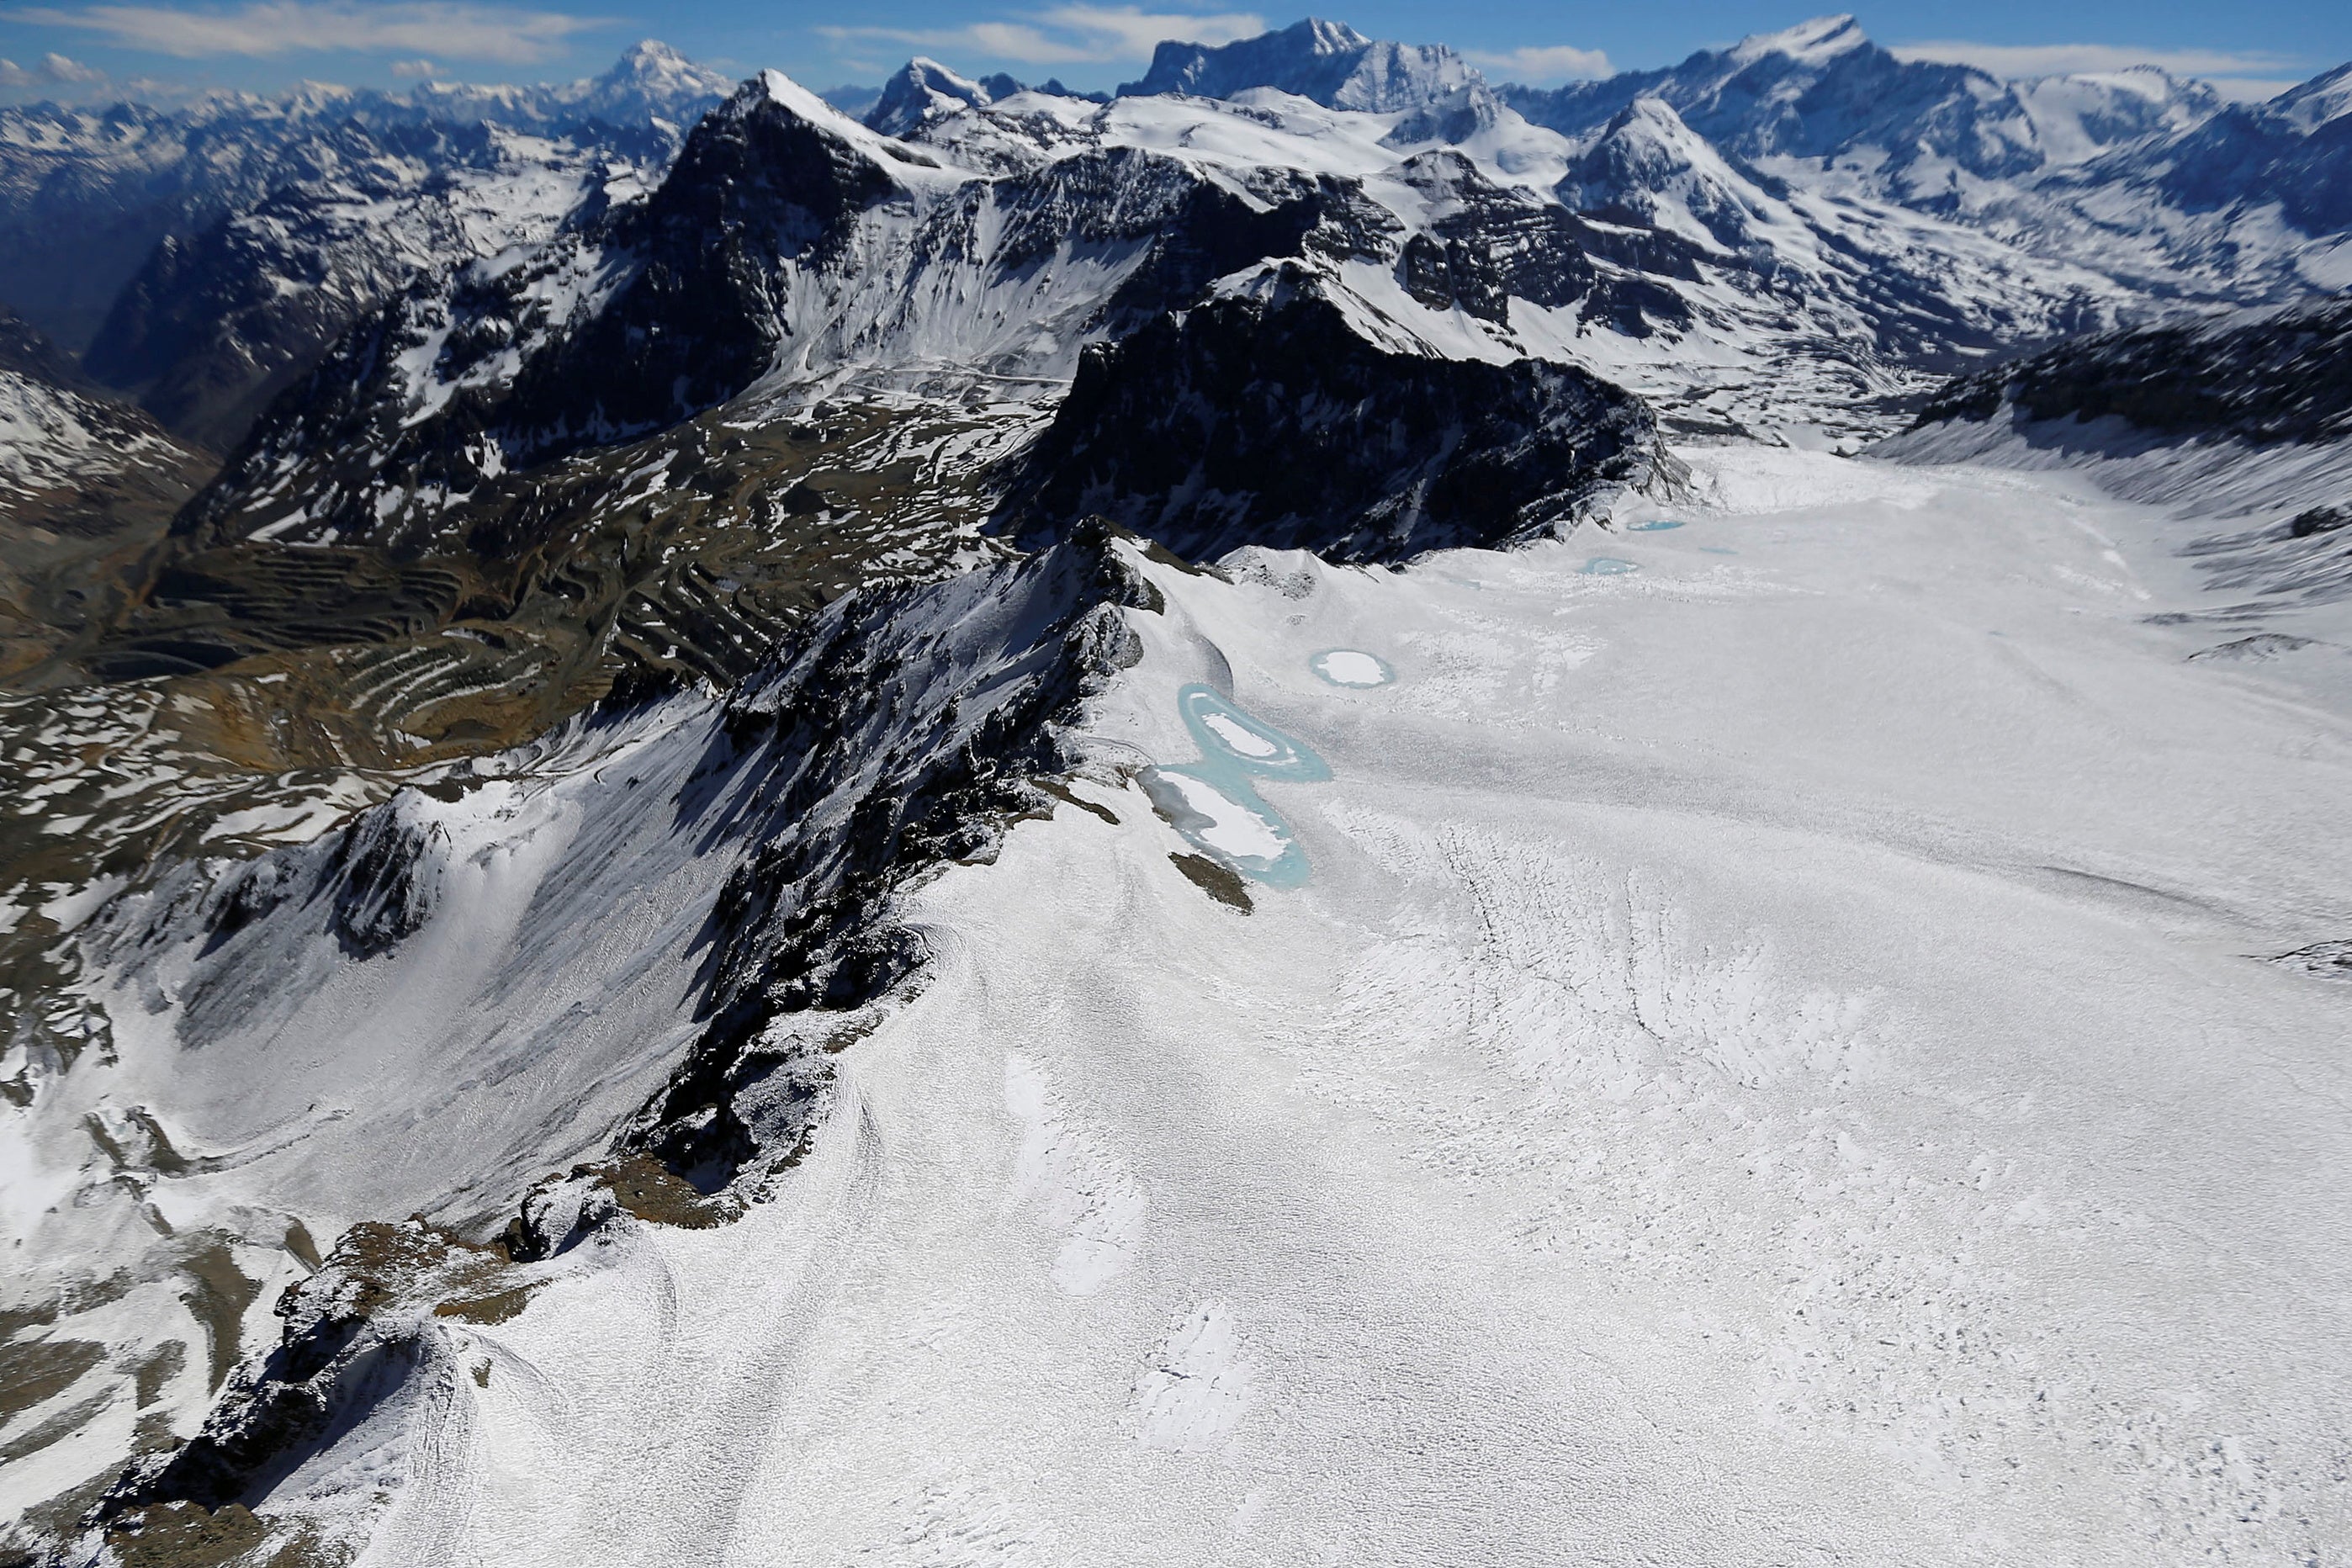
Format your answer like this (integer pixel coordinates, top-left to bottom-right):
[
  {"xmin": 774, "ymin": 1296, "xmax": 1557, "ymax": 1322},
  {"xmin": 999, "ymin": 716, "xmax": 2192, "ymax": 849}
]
[
  {"xmin": 1504, "ymin": 15, "xmax": 2352, "ymax": 299},
  {"xmin": 1099, "ymin": 14, "xmax": 2341, "ymax": 308},
  {"xmin": 179, "ymin": 53, "xmax": 2162, "ymax": 561},
  {"xmin": 1119, "ymin": 18, "xmax": 1478, "ymax": 111},
  {"xmin": 166, "ymin": 70, "xmax": 1698, "ymax": 560},
  {"xmin": 0, "ymin": 41, "xmax": 728, "ymax": 353},
  {"xmin": 81, "ymin": 124, "xmax": 675, "ymax": 451},
  {"xmin": 2037, "ymin": 63, "xmax": 2352, "ymax": 293},
  {"xmin": 1502, "ymin": 15, "xmax": 2221, "ymax": 196}
]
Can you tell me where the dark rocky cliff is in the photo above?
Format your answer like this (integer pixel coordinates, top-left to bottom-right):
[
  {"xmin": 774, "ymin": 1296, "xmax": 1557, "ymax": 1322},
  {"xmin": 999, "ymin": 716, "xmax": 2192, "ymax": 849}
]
[{"xmin": 1000, "ymin": 274, "xmax": 1677, "ymax": 564}]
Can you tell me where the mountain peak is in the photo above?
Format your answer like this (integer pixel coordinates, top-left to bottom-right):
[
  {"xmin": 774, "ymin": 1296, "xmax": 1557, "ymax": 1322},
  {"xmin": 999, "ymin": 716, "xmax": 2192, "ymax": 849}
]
[
  {"xmin": 610, "ymin": 40, "xmax": 688, "ymax": 74},
  {"xmin": 2271, "ymin": 61, "xmax": 2352, "ymax": 132},
  {"xmin": 596, "ymin": 39, "xmax": 718, "ymax": 91},
  {"xmin": 1610, "ymin": 94, "xmax": 1697, "ymax": 136},
  {"xmin": 1294, "ymin": 18, "xmax": 1375, "ymax": 54},
  {"xmin": 1560, "ymin": 92, "xmax": 1792, "ymax": 256},
  {"xmin": 1729, "ymin": 14, "xmax": 1869, "ymax": 66},
  {"xmin": 576, "ymin": 39, "xmax": 733, "ymax": 119},
  {"xmin": 866, "ymin": 56, "xmax": 1013, "ymax": 136},
  {"xmin": 1117, "ymin": 17, "xmax": 1476, "ymax": 112}
]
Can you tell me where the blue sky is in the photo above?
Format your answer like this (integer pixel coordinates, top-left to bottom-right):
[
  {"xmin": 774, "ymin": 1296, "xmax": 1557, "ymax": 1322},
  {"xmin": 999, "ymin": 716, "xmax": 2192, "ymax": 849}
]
[{"xmin": 0, "ymin": 0, "xmax": 2343, "ymax": 105}]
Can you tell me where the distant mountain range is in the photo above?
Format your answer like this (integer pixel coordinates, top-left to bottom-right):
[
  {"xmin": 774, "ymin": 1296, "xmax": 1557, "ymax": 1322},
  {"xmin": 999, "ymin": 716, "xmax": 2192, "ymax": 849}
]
[
  {"xmin": 3, "ymin": 16, "xmax": 2345, "ymax": 464},
  {"xmin": 0, "ymin": 41, "xmax": 728, "ymax": 347}
]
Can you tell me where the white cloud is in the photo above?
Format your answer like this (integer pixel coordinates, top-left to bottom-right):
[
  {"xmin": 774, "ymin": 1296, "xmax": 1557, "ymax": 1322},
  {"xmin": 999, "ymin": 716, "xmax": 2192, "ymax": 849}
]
[
  {"xmin": 818, "ymin": 6, "xmax": 1266, "ymax": 70},
  {"xmin": 388, "ymin": 56, "xmax": 437, "ymax": 77},
  {"xmin": 0, "ymin": 49, "xmax": 104, "ymax": 85},
  {"xmin": 12, "ymin": 2, "xmax": 612, "ymax": 64},
  {"xmin": 1889, "ymin": 39, "xmax": 2305, "ymax": 84},
  {"xmin": 1462, "ymin": 43, "xmax": 1610, "ymax": 84},
  {"xmin": 1031, "ymin": 4, "xmax": 1260, "ymax": 58}
]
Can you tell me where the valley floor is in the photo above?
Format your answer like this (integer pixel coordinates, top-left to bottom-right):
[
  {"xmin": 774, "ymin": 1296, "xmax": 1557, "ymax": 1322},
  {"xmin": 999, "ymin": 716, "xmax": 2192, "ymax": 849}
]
[{"xmin": 331, "ymin": 447, "xmax": 2352, "ymax": 1564}]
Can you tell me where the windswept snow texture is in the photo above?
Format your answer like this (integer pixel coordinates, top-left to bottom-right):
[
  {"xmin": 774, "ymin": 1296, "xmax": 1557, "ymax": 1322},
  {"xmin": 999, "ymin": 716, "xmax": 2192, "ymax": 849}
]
[{"xmin": 199, "ymin": 444, "xmax": 2352, "ymax": 1566}]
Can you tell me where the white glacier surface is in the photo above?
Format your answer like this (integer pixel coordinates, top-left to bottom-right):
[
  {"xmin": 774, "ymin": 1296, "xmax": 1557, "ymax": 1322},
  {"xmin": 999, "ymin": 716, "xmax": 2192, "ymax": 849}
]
[{"xmin": 278, "ymin": 443, "xmax": 2352, "ymax": 1565}]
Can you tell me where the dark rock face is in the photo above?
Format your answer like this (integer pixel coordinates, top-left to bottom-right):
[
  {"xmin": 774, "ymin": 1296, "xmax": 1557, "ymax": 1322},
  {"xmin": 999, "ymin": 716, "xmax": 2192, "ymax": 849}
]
[
  {"xmin": 999, "ymin": 276, "xmax": 1674, "ymax": 564},
  {"xmin": 330, "ymin": 794, "xmax": 448, "ymax": 956},
  {"xmin": 1390, "ymin": 150, "xmax": 1694, "ymax": 331},
  {"xmin": 0, "ymin": 302, "xmax": 99, "ymax": 392},
  {"xmin": 623, "ymin": 527, "xmax": 1153, "ymax": 1189},
  {"xmin": 1913, "ymin": 299, "xmax": 2352, "ymax": 446},
  {"xmin": 508, "ymin": 89, "xmax": 896, "ymax": 447},
  {"xmin": 171, "ymin": 80, "xmax": 903, "ymax": 549}
]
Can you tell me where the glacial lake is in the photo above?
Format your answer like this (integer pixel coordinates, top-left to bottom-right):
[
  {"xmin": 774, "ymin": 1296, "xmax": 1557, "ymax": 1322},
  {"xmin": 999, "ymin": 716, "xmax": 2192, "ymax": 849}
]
[{"xmin": 1142, "ymin": 686, "xmax": 1330, "ymax": 888}]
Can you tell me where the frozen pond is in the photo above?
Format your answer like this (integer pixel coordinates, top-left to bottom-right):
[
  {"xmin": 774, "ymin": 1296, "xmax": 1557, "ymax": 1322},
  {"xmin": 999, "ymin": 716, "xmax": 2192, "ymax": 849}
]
[
  {"xmin": 1583, "ymin": 557, "xmax": 1640, "ymax": 575},
  {"xmin": 1141, "ymin": 686, "xmax": 1329, "ymax": 887},
  {"xmin": 1310, "ymin": 649, "xmax": 1395, "ymax": 688},
  {"xmin": 1629, "ymin": 519, "xmax": 1685, "ymax": 532}
]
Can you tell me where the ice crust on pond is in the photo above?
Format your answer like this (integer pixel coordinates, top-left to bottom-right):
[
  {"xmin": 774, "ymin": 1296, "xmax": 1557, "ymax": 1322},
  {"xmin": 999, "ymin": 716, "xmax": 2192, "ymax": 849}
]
[
  {"xmin": 1144, "ymin": 768, "xmax": 1293, "ymax": 865},
  {"xmin": 1309, "ymin": 648, "xmax": 1395, "ymax": 687},
  {"xmin": 1196, "ymin": 710, "xmax": 1281, "ymax": 758}
]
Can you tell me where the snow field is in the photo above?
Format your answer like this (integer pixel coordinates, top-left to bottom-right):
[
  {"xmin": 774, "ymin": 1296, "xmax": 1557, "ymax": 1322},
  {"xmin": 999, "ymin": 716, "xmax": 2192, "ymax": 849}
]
[{"xmin": 342, "ymin": 446, "xmax": 2349, "ymax": 1564}]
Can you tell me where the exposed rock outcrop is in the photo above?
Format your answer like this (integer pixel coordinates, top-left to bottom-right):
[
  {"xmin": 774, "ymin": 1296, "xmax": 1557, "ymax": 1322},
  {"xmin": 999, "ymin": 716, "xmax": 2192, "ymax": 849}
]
[{"xmin": 1000, "ymin": 275, "xmax": 1681, "ymax": 563}]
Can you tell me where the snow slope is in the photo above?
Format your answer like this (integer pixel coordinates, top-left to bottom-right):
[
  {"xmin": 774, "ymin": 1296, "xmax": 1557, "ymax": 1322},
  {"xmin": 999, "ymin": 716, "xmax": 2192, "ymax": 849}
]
[{"xmin": 152, "ymin": 442, "xmax": 2352, "ymax": 1565}]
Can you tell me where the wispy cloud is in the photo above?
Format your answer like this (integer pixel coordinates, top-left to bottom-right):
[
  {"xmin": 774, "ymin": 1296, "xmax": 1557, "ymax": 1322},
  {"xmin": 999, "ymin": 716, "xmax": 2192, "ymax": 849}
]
[
  {"xmin": 818, "ymin": 5, "xmax": 1266, "ymax": 70},
  {"xmin": 10, "ymin": 1, "xmax": 612, "ymax": 64},
  {"xmin": 0, "ymin": 49, "xmax": 102, "ymax": 85},
  {"xmin": 1462, "ymin": 43, "xmax": 1609, "ymax": 84},
  {"xmin": 1889, "ymin": 39, "xmax": 2306, "ymax": 86},
  {"xmin": 387, "ymin": 56, "xmax": 437, "ymax": 77}
]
